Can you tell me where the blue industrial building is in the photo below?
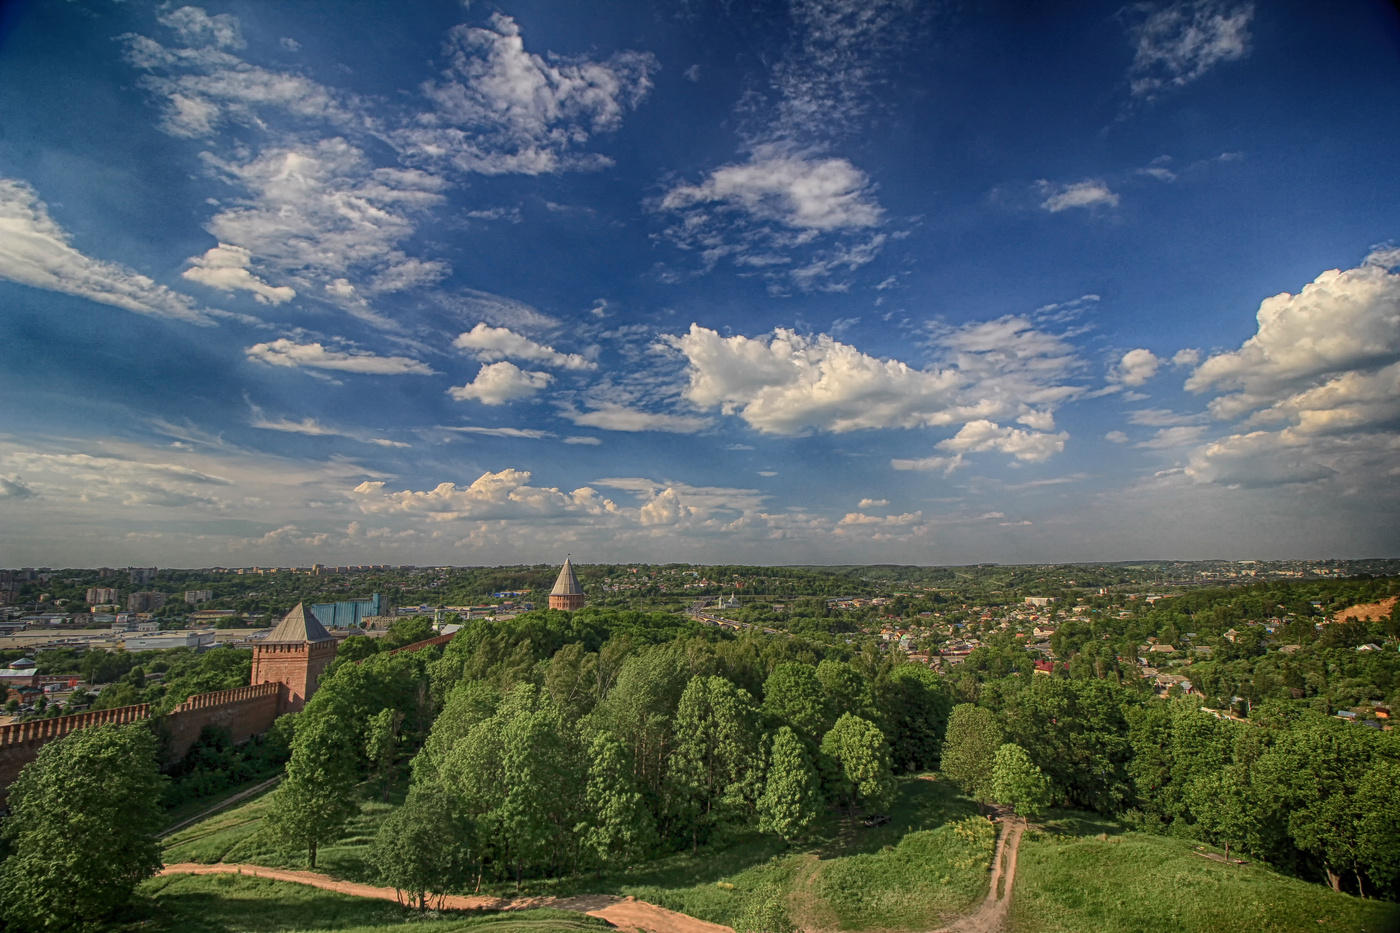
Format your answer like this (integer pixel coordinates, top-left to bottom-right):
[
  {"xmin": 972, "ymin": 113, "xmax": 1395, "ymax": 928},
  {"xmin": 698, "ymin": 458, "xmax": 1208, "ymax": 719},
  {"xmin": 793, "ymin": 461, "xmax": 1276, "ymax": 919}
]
[{"xmin": 310, "ymin": 593, "xmax": 386, "ymax": 629}]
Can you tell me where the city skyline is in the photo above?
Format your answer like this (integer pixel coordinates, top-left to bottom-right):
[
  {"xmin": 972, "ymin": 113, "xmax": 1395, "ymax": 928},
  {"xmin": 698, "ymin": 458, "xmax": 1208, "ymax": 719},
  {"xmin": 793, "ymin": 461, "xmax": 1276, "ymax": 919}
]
[{"xmin": 1, "ymin": 0, "xmax": 1398, "ymax": 567}]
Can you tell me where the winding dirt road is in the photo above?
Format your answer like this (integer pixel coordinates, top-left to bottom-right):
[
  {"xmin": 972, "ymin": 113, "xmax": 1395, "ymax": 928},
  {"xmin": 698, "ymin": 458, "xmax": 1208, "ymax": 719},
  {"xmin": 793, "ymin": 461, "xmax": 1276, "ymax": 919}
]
[
  {"xmin": 934, "ymin": 818, "xmax": 1024, "ymax": 933},
  {"xmin": 161, "ymin": 815, "xmax": 1025, "ymax": 933},
  {"xmin": 159, "ymin": 862, "xmax": 734, "ymax": 933}
]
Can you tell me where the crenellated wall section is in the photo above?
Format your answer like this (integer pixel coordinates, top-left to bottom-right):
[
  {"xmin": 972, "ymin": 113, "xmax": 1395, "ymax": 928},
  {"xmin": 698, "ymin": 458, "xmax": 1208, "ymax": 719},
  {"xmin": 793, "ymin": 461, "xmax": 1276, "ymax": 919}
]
[
  {"xmin": 0, "ymin": 703, "xmax": 152, "ymax": 792},
  {"xmin": 162, "ymin": 681, "xmax": 283, "ymax": 762}
]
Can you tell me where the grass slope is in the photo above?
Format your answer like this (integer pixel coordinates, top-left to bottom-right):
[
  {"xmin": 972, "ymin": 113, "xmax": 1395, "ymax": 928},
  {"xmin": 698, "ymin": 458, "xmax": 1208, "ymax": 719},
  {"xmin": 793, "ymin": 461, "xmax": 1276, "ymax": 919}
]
[
  {"xmin": 1011, "ymin": 818, "xmax": 1400, "ymax": 933},
  {"xmin": 130, "ymin": 873, "xmax": 611, "ymax": 933}
]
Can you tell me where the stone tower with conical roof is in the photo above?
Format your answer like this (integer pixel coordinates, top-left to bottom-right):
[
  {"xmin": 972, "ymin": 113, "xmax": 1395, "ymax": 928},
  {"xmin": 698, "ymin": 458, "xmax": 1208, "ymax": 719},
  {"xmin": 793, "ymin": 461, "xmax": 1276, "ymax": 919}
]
[
  {"xmin": 548, "ymin": 557, "xmax": 585, "ymax": 611},
  {"xmin": 250, "ymin": 602, "xmax": 338, "ymax": 713}
]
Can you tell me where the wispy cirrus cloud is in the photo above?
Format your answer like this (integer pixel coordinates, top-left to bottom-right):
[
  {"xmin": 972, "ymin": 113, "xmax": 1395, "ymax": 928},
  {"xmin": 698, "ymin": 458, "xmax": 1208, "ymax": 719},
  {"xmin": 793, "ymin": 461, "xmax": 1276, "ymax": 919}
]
[
  {"xmin": 0, "ymin": 178, "xmax": 213, "ymax": 324},
  {"xmin": 1125, "ymin": 1, "xmax": 1254, "ymax": 100},
  {"xmin": 246, "ymin": 338, "xmax": 436, "ymax": 375},
  {"xmin": 1036, "ymin": 179, "xmax": 1120, "ymax": 213},
  {"xmin": 395, "ymin": 12, "xmax": 657, "ymax": 176}
]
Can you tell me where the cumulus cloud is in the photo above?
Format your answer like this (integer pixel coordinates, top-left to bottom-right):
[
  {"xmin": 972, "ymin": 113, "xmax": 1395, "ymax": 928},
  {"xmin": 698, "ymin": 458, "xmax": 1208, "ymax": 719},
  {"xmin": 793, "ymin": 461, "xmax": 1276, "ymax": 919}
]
[
  {"xmin": 673, "ymin": 317, "xmax": 1084, "ymax": 440},
  {"xmin": 892, "ymin": 420, "xmax": 1067, "ymax": 473},
  {"xmin": 246, "ymin": 338, "xmax": 436, "ymax": 375},
  {"xmin": 0, "ymin": 178, "xmax": 211, "ymax": 324},
  {"xmin": 838, "ymin": 510, "xmax": 922, "ymax": 526},
  {"xmin": 1036, "ymin": 179, "xmax": 1120, "ymax": 213},
  {"xmin": 453, "ymin": 322, "xmax": 595, "ymax": 370},
  {"xmin": 182, "ymin": 242, "xmax": 295, "ymax": 304},
  {"xmin": 352, "ymin": 469, "xmax": 617, "ymax": 522},
  {"xmin": 398, "ymin": 13, "xmax": 657, "ymax": 176},
  {"xmin": 1127, "ymin": 1, "xmax": 1254, "ymax": 99},
  {"xmin": 1183, "ymin": 249, "xmax": 1400, "ymax": 489},
  {"xmin": 447, "ymin": 361, "xmax": 552, "ymax": 405},
  {"xmin": 858, "ymin": 497, "xmax": 889, "ymax": 508},
  {"xmin": 672, "ymin": 324, "xmax": 963, "ymax": 435},
  {"xmin": 1112, "ymin": 348, "xmax": 1161, "ymax": 387}
]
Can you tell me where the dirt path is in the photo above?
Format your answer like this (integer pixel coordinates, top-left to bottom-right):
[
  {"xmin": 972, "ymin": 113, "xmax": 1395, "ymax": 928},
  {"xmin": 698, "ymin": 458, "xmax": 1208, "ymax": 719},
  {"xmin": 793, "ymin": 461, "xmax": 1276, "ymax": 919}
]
[
  {"xmin": 933, "ymin": 818, "xmax": 1025, "ymax": 933},
  {"xmin": 159, "ymin": 862, "xmax": 733, "ymax": 933}
]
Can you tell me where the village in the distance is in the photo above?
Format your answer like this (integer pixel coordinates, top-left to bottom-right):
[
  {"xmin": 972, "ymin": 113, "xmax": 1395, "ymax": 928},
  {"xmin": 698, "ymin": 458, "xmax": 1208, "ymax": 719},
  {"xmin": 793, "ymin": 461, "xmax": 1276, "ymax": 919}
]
[{"xmin": 2, "ymin": 556, "xmax": 1396, "ymax": 726}]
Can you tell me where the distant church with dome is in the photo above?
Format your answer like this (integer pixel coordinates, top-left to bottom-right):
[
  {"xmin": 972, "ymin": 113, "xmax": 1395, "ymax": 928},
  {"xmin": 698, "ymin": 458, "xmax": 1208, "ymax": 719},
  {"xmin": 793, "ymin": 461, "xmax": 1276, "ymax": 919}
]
[{"xmin": 548, "ymin": 557, "xmax": 585, "ymax": 611}]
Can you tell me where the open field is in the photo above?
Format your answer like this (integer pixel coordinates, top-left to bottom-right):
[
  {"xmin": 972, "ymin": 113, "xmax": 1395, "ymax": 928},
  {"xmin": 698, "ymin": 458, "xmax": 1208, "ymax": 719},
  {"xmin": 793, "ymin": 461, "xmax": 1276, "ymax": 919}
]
[
  {"xmin": 1010, "ymin": 816, "xmax": 1400, "ymax": 933},
  {"xmin": 129, "ymin": 873, "xmax": 612, "ymax": 933}
]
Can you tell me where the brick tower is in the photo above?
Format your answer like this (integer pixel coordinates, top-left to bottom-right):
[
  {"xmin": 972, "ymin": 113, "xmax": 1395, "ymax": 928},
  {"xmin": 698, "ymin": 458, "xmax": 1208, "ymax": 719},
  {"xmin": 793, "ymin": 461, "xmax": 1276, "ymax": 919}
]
[
  {"xmin": 250, "ymin": 603, "xmax": 337, "ymax": 714},
  {"xmin": 548, "ymin": 557, "xmax": 585, "ymax": 611}
]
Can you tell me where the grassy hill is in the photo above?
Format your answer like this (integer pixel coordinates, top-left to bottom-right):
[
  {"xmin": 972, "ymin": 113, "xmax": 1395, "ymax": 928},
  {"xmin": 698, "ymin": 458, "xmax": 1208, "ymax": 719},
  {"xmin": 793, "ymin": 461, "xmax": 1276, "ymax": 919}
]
[
  {"xmin": 155, "ymin": 777, "xmax": 1397, "ymax": 933},
  {"xmin": 1011, "ymin": 814, "xmax": 1400, "ymax": 933}
]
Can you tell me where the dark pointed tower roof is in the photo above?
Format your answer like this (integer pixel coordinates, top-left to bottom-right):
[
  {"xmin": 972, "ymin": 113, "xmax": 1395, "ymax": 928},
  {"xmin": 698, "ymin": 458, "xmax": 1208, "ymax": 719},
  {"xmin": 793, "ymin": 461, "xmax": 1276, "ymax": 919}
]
[
  {"xmin": 549, "ymin": 557, "xmax": 583, "ymax": 597},
  {"xmin": 265, "ymin": 602, "xmax": 334, "ymax": 643}
]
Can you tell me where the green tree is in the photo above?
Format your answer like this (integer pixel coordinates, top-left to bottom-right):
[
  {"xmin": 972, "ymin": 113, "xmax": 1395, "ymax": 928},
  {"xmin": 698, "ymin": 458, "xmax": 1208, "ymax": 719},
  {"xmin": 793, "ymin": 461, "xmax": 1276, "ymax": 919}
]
[
  {"xmin": 875, "ymin": 664, "xmax": 953, "ymax": 772},
  {"xmin": 667, "ymin": 675, "xmax": 762, "ymax": 847},
  {"xmin": 369, "ymin": 789, "xmax": 474, "ymax": 910},
  {"xmin": 1185, "ymin": 763, "xmax": 1254, "ymax": 863},
  {"xmin": 940, "ymin": 703, "xmax": 1004, "ymax": 804},
  {"xmin": 820, "ymin": 713, "xmax": 894, "ymax": 812},
  {"xmin": 0, "ymin": 724, "xmax": 164, "ymax": 930},
  {"xmin": 581, "ymin": 732, "xmax": 656, "ymax": 869},
  {"xmin": 264, "ymin": 707, "xmax": 360, "ymax": 867},
  {"xmin": 364, "ymin": 707, "xmax": 403, "ymax": 799},
  {"xmin": 757, "ymin": 726, "xmax": 821, "ymax": 842},
  {"xmin": 992, "ymin": 742, "xmax": 1052, "ymax": 820},
  {"xmin": 762, "ymin": 662, "xmax": 830, "ymax": 747}
]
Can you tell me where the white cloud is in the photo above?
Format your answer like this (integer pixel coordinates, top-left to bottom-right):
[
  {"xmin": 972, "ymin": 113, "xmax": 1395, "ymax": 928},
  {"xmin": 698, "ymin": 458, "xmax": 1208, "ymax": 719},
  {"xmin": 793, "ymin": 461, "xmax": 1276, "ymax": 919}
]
[
  {"xmin": 564, "ymin": 405, "xmax": 712, "ymax": 434},
  {"xmin": 662, "ymin": 149, "xmax": 882, "ymax": 232},
  {"xmin": 1186, "ymin": 255, "xmax": 1400, "ymax": 418},
  {"xmin": 938, "ymin": 419, "xmax": 1068, "ymax": 462},
  {"xmin": 1127, "ymin": 1, "xmax": 1254, "ymax": 99},
  {"xmin": 1171, "ymin": 347, "xmax": 1201, "ymax": 367},
  {"xmin": 442, "ymin": 425, "xmax": 553, "ymax": 440},
  {"xmin": 563, "ymin": 436, "xmax": 602, "ymax": 446},
  {"xmin": 673, "ymin": 316, "xmax": 1085, "ymax": 439},
  {"xmin": 246, "ymin": 338, "xmax": 435, "ymax": 375},
  {"xmin": 1136, "ymin": 425, "xmax": 1208, "ymax": 449},
  {"xmin": 453, "ymin": 322, "xmax": 595, "ymax": 370},
  {"xmin": 159, "ymin": 6, "xmax": 245, "ymax": 51},
  {"xmin": 0, "ymin": 178, "xmax": 211, "ymax": 324},
  {"xmin": 200, "ymin": 140, "xmax": 447, "ymax": 319},
  {"xmin": 1105, "ymin": 430, "xmax": 1129, "ymax": 443},
  {"xmin": 368, "ymin": 257, "xmax": 450, "ymax": 294},
  {"xmin": 1036, "ymin": 179, "xmax": 1120, "ymax": 213},
  {"xmin": 1127, "ymin": 408, "xmax": 1206, "ymax": 427},
  {"xmin": 1112, "ymin": 348, "xmax": 1161, "ymax": 386},
  {"xmin": 398, "ymin": 13, "xmax": 657, "ymax": 176},
  {"xmin": 1183, "ymin": 249, "xmax": 1400, "ymax": 490},
  {"xmin": 892, "ymin": 420, "xmax": 1067, "ymax": 473},
  {"xmin": 655, "ymin": 146, "xmax": 887, "ymax": 290},
  {"xmin": 248, "ymin": 411, "xmax": 411, "ymax": 448},
  {"xmin": 765, "ymin": 0, "xmax": 923, "ymax": 141},
  {"xmin": 672, "ymin": 324, "xmax": 963, "ymax": 435},
  {"xmin": 858, "ymin": 497, "xmax": 889, "ymax": 508},
  {"xmin": 447, "ymin": 361, "xmax": 552, "ymax": 405},
  {"xmin": 352, "ymin": 469, "xmax": 617, "ymax": 522},
  {"xmin": 838, "ymin": 510, "xmax": 922, "ymax": 526},
  {"xmin": 182, "ymin": 242, "xmax": 295, "ymax": 304}
]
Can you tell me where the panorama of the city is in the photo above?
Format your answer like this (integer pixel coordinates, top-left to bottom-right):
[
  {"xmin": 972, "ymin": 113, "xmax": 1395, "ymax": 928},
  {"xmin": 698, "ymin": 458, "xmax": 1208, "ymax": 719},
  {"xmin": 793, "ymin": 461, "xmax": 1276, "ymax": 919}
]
[{"xmin": 2, "ymin": 0, "xmax": 1399, "ymax": 931}]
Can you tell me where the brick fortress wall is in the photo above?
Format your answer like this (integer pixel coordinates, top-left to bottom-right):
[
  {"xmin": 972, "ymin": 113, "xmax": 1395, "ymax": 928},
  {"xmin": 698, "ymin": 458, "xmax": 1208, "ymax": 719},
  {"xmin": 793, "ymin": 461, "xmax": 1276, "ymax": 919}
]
[{"xmin": 0, "ymin": 629, "xmax": 456, "ymax": 800}]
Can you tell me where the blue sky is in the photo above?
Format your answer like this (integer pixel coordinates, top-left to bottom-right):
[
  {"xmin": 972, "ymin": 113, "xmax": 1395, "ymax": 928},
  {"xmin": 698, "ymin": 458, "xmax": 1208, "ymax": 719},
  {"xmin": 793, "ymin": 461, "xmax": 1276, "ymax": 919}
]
[{"xmin": 1, "ymin": 0, "xmax": 1398, "ymax": 567}]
